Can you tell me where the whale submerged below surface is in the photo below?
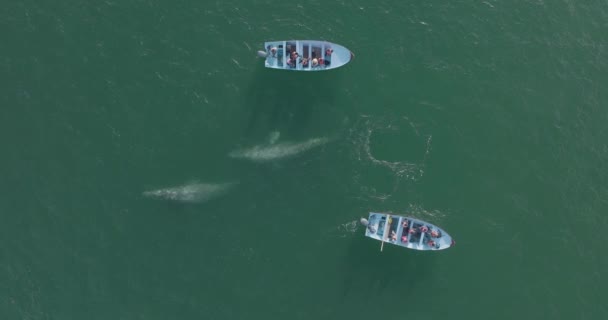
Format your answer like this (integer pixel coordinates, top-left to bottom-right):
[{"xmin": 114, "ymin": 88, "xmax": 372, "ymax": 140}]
[
  {"xmin": 229, "ymin": 136, "xmax": 330, "ymax": 162},
  {"xmin": 142, "ymin": 182, "xmax": 236, "ymax": 203}
]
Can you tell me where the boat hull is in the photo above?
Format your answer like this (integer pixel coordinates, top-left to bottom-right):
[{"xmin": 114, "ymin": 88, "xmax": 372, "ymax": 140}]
[
  {"xmin": 261, "ymin": 40, "xmax": 353, "ymax": 71},
  {"xmin": 363, "ymin": 212, "xmax": 455, "ymax": 251}
]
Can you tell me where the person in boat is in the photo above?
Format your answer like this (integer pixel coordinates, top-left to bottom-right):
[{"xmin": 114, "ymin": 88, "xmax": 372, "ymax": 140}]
[
  {"xmin": 401, "ymin": 235, "xmax": 407, "ymax": 243},
  {"xmin": 421, "ymin": 226, "xmax": 429, "ymax": 233},
  {"xmin": 312, "ymin": 58, "xmax": 319, "ymax": 68},
  {"xmin": 288, "ymin": 51, "xmax": 300, "ymax": 68},
  {"xmin": 318, "ymin": 57, "xmax": 325, "ymax": 67},
  {"xmin": 288, "ymin": 50, "xmax": 297, "ymax": 62},
  {"xmin": 300, "ymin": 57, "xmax": 309, "ymax": 67},
  {"xmin": 285, "ymin": 51, "xmax": 295, "ymax": 68},
  {"xmin": 401, "ymin": 220, "xmax": 409, "ymax": 228},
  {"xmin": 390, "ymin": 230, "xmax": 397, "ymax": 241},
  {"xmin": 409, "ymin": 227, "xmax": 416, "ymax": 234},
  {"xmin": 430, "ymin": 229, "xmax": 441, "ymax": 238},
  {"xmin": 276, "ymin": 45, "xmax": 284, "ymax": 62},
  {"xmin": 324, "ymin": 48, "xmax": 333, "ymax": 66},
  {"xmin": 428, "ymin": 240, "xmax": 436, "ymax": 248},
  {"xmin": 269, "ymin": 46, "xmax": 277, "ymax": 57}
]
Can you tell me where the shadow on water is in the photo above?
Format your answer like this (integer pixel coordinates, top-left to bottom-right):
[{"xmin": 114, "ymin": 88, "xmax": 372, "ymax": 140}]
[
  {"xmin": 242, "ymin": 63, "xmax": 346, "ymax": 137},
  {"xmin": 338, "ymin": 233, "xmax": 436, "ymax": 304}
]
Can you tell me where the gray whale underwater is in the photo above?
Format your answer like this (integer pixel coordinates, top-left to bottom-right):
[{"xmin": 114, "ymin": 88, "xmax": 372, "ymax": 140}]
[
  {"xmin": 142, "ymin": 182, "xmax": 236, "ymax": 203},
  {"xmin": 229, "ymin": 132, "xmax": 329, "ymax": 162}
]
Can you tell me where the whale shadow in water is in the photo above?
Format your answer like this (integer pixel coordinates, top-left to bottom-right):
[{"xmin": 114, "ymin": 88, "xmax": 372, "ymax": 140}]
[
  {"xmin": 243, "ymin": 64, "xmax": 345, "ymax": 137},
  {"xmin": 337, "ymin": 227, "xmax": 436, "ymax": 304}
]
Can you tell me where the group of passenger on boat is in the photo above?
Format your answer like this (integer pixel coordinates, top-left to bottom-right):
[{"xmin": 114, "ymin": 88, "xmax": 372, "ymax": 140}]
[
  {"xmin": 266, "ymin": 44, "xmax": 333, "ymax": 69},
  {"xmin": 384, "ymin": 218, "xmax": 444, "ymax": 249}
]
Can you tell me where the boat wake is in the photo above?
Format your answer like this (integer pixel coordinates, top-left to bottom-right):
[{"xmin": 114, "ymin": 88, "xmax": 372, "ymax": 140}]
[
  {"xmin": 322, "ymin": 219, "xmax": 361, "ymax": 239},
  {"xmin": 228, "ymin": 132, "xmax": 330, "ymax": 162},
  {"xmin": 142, "ymin": 181, "xmax": 237, "ymax": 203}
]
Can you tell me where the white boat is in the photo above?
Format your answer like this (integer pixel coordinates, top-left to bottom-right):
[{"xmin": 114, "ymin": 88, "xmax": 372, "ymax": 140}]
[
  {"xmin": 360, "ymin": 212, "xmax": 455, "ymax": 251},
  {"xmin": 257, "ymin": 40, "xmax": 354, "ymax": 71}
]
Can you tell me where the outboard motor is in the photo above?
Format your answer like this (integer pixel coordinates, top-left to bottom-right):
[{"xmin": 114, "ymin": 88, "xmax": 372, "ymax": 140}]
[
  {"xmin": 257, "ymin": 50, "xmax": 268, "ymax": 58},
  {"xmin": 360, "ymin": 217, "xmax": 369, "ymax": 227}
]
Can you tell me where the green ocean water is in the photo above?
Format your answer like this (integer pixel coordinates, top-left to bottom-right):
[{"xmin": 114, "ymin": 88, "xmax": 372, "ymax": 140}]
[{"xmin": 2, "ymin": 0, "xmax": 607, "ymax": 319}]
